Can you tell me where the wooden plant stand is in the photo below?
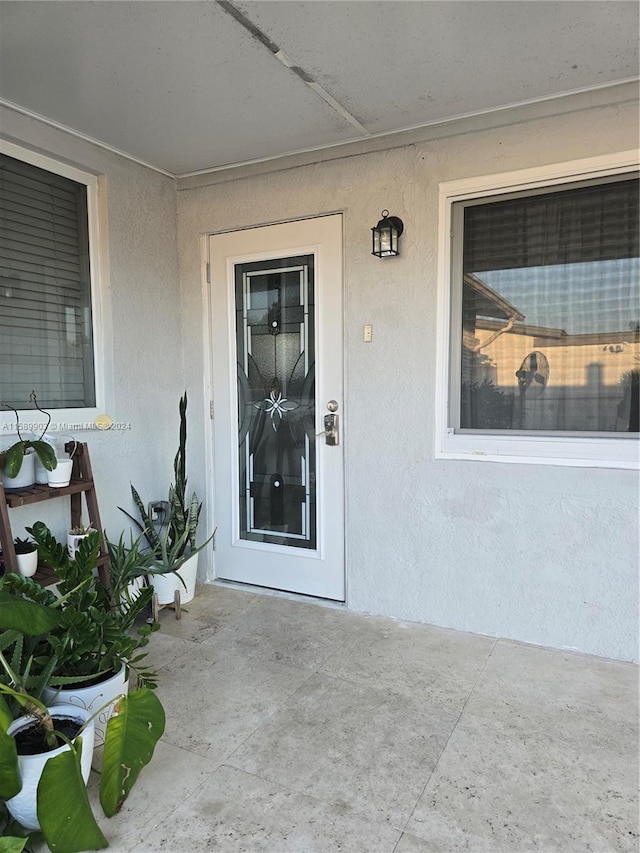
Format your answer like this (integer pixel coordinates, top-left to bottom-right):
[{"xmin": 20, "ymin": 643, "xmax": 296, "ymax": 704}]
[{"xmin": 0, "ymin": 443, "xmax": 109, "ymax": 587}]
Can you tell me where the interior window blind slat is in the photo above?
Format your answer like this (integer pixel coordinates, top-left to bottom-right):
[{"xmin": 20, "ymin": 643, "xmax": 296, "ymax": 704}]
[
  {"xmin": 1, "ymin": 264, "xmax": 82, "ymax": 284},
  {"xmin": 2, "ymin": 196, "xmax": 78, "ymax": 215},
  {"xmin": 1, "ymin": 188, "xmax": 78, "ymax": 219},
  {"xmin": 1, "ymin": 285, "xmax": 86, "ymax": 304},
  {"xmin": 0, "ymin": 313, "xmax": 87, "ymax": 331},
  {"xmin": 463, "ymin": 178, "xmax": 639, "ymax": 272},
  {"xmin": 1, "ymin": 168, "xmax": 81, "ymax": 201},
  {"xmin": 1, "ymin": 215, "xmax": 81, "ymax": 244},
  {"xmin": 458, "ymin": 173, "xmax": 640, "ymax": 435},
  {"xmin": 1, "ymin": 243, "xmax": 84, "ymax": 274},
  {"xmin": 0, "ymin": 152, "xmax": 96, "ymax": 408}
]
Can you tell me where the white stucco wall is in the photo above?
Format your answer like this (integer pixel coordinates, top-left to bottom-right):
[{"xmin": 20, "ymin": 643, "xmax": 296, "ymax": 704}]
[
  {"xmin": 177, "ymin": 95, "xmax": 639, "ymax": 662},
  {"xmin": 1, "ymin": 93, "xmax": 637, "ymax": 663},
  {"xmin": 1, "ymin": 106, "xmax": 185, "ymax": 544}
]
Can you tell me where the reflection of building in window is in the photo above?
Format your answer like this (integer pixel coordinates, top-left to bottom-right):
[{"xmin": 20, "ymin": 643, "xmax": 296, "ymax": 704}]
[
  {"xmin": 462, "ymin": 272, "xmax": 640, "ymax": 432},
  {"xmin": 462, "ymin": 272, "xmax": 525, "ymax": 385},
  {"xmin": 458, "ymin": 176, "xmax": 639, "ymax": 434}
]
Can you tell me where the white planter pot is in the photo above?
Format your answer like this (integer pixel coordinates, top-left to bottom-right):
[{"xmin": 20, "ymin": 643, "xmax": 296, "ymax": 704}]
[
  {"xmin": 121, "ymin": 575, "xmax": 146, "ymax": 606},
  {"xmin": 1, "ymin": 450, "xmax": 35, "ymax": 490},
  {"xmin": 34, "ymin": 436, "xmax": 58, "ymax": 483},
  {"xmin": 34, "ymin": 456, "xmax": 49, "ymax": 484},
  {"xmin": 67, "ymin": 529, "xmax": 96, "ymax": 559},
  {"xmin": 16, "ymin": 549, "xmax": 38, "ymax": 577},
  {"xmin": 6, "ymin": 704, "xmax": 94, "ymax": 831},
  {"xmin": 47, "ymin": 458, "xmax": 73, "ymax": 488},
  {"xmin": 151, "ymin": 552, "xmax": 198, "ymax": 605},
  {"xmin": 42, "ymin": 664, "xmax": 128, "ymax": 767}
]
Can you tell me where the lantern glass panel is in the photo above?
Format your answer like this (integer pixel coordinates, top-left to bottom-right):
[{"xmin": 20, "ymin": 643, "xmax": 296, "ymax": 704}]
[{"xmin": 380, "ymin": 227, "xmax": 393, "ymax": 255}]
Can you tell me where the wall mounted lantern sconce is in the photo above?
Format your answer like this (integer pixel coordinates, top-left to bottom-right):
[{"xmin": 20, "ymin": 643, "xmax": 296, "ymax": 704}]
[{"xmin": 371, "ymin": 210, "xmax": 404, "ymax": 258}]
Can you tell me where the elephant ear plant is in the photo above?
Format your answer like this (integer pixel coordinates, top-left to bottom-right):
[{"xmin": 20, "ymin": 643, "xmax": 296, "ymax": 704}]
[
  {"xmin": 0, "ymin": 572, "xmax": 165, "ymax": 851},
  {"xmin": 0, "ymin": 391, "xmax": 57, "ymax": 479}
]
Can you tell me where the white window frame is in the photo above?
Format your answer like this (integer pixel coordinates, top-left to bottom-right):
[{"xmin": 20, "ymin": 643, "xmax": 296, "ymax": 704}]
[
  {"xmin": 0, "ymin": 140, "xmax": 112, "ymax": 435},
  {"xmin": 436, "ymin": 150, "xmax": 640, "ymax": 470}
]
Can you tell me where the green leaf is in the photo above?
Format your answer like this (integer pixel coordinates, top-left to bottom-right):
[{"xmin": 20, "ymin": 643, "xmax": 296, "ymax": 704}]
[
  {"xmin": 37, "ymin": 739, "xmax": 108, "ymax": 853},
  {"xmin": 0, "ymin": 573, "xmax": 58, "ymax": 606},
  {"xmin": 0, "ymin": 693, "xmax": 12, "ymax": 731},
  {"xmin": 99, "ymin": 689, "xmax": 165, "ymax": 817},
  {"xmin": 0, "ymin": 592, "xmax": 61, "ymax": 635},
  {"xmin": 0, "ymin": 837, "xmax": 29, "ymax": 853},
  {"xmin": 2, "ymin": 444, "xmax": 26, "ymax": 479},
  {"xmin": 0, "ymin": 726, "xmax": 21, "ymax": 800},
  {"xmin": 28, "ymin": 441, "xmax": 57, "ymax": 472},
  {"xmin": 0, "ymin": 441, "xmax": 56, "ymax": 478}
]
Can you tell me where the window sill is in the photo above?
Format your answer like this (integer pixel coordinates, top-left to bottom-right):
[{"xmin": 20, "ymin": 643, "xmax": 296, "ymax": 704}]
[{"xmin": 437, "ymin": 432, "xmax": 639, "ymax": 469}]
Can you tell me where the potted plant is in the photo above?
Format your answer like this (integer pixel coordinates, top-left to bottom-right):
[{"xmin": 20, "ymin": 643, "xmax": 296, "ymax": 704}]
[
  {"xmin": 0, "ymin": 391, "xmax": 57, "ymax": 490},
  {"xmin": 2, "ymin": 523, "xmax": 159, "ymax": 759},
  {"xmin": 46, "ymin": 456, "xmax": 73, "ymax": 488},
  {"xmin": 120, "ymin": 392, "xmax": 212, "ymax": 607},
  {"xmin": 1, "ymin": 688, "xmax": 95, "ymax": 834},
  {"xmin": 67, "ymin": 523, "xmax": 97, "ymax": 560},
  {"xmin": 12, "ymin": 536, "xmax": 38, "ymax": 578},
  {"xmin": 0, "ymin": 595, "xmax": 165, "ymax": 852},
  {"xmin": 146, "ymin": 523, "xmax": 207, "ymax": 614},
  {"xmin": 105, "ymin": 529, "xmax": 154, "ymax": 611}
]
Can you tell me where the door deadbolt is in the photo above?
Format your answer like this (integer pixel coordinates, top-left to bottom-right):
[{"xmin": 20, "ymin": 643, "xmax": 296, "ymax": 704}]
[
  {"xmin": 326, "ymin": 400, "xmax": 339, "ymax": 413},
  {"xmin": 323, "ymin": 413, "xmax": 339, "ymax": 446}
]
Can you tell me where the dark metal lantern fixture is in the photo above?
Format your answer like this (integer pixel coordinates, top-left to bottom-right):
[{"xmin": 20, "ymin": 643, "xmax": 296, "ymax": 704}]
[{"xmin": 371, "ymin": 210, "xmax": 404, "ymax": 257}]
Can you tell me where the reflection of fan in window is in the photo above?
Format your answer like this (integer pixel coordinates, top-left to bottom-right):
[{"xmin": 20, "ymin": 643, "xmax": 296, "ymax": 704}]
[{"xmin": 516, "ymin": 351, "xmax": 550, "ymax": 397}]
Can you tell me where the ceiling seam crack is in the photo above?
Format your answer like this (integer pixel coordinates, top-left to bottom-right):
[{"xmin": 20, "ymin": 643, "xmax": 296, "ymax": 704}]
[{"xmin": 216, "ymin": 0, "xmax": 371, "ymax": 138}]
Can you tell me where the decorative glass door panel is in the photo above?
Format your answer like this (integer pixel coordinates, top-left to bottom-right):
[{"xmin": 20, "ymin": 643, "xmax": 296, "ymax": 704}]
[
  {"xmin": 235, "ymin": 256, "xmax": 316, "ymax": 549},
  {"xmin": 209, "ymin": 215, "xmax": 344, "ymax": 600}
]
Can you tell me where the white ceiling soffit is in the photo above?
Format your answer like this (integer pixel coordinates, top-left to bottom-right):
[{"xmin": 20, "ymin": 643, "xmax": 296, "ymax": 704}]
[{"xmin": 0, "ymin": 1, "xmax": 637, "ymax": 177}]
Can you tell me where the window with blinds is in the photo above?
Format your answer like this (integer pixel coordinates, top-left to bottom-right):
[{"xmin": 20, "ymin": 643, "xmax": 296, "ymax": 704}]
[
  {"xmin": 453, "ymin": 175, "xmax": 639, "ymax": 435},
  {"xmin": 0, "ymin": 153, "xmax": 96, "ymax": 410}
]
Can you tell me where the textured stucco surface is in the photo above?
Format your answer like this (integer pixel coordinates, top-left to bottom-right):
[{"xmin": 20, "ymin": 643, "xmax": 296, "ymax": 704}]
[
  {"xmin": 1, "ymin": 105, "xmax": 185, "ymax": 543},
  {"xmin": 1, "ymin": 95, "xmax": 638, "ymax": 662},
  {"xmin": 177, "ymin": 98, "xmax": 639, "ymax": 662}
]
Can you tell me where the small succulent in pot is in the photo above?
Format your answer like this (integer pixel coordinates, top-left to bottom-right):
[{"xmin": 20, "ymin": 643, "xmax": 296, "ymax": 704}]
[
  {"xmin": 67, "ymin": 524, "xmax": 96, "ymax": 560},
  {"xmin": 13, "ymin": 536, "xmax": 39, "ymax": 577},
  {"xmin": 68, "ymin": 525, "xmax": 95, "ymax": 536},
  {"xmin": 13, "ymin": 537, "xmax": 37, "ymax": 555}
]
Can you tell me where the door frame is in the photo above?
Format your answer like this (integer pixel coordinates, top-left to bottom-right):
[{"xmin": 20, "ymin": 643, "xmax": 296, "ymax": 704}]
[{"xmin": 201, "ymin": 213, "xmax": 346, "ymax": 599}]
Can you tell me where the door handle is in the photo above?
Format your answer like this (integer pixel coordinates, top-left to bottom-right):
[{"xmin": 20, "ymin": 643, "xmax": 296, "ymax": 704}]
[
  {"xmin": 316, "ymin": 401, "xmax": 340, "ymax": 445},
  {"xmin": 322, "ymin": 413, "xmax": 339, "ymax": 446}
]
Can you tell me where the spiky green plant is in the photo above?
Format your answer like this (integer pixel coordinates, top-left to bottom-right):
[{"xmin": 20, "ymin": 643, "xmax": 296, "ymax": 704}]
[{"xmin": 119, "ymin": 392, "xmax": 211, "ymax": 576}]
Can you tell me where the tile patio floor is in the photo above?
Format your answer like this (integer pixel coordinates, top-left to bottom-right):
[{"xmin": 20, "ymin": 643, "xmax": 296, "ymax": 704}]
[{"xmin": 87, "ymin": 584, "xmax": 639, "ymax": 852}]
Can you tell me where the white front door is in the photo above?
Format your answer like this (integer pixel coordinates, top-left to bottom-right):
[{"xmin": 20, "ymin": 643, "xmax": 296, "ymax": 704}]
[{"xmin": 208, "ymin": 214, "xmax": 344, "ymax": 600}]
